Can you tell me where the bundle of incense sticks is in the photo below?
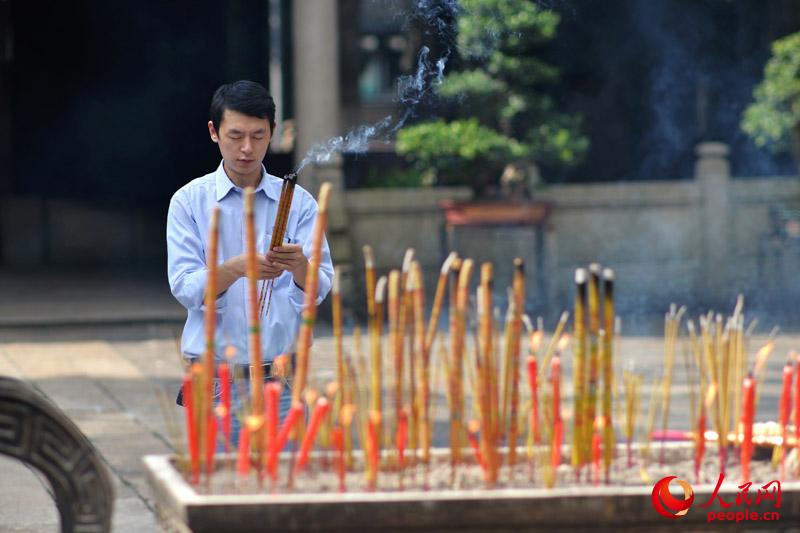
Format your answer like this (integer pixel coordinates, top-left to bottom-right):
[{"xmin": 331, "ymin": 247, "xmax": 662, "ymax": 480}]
[
  {"xmin": 179, "ymin": 223, "xmax": 800, "ymax": 494},
  {"xmin": 258, "ymin": 173, "xmax": 297, "ymax": 317},
  {"xmin": 659, "ymin": 304, "xmax": 685, "ymax": 466}
]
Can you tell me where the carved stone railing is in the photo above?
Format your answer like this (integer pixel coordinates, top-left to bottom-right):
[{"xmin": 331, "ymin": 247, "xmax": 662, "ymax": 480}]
[{"xmin": 0, "ymin": 376, "xmax": 114, "ymax": 532}]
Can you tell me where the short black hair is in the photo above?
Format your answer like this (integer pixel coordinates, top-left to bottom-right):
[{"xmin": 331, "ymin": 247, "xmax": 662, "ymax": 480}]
[{"xmin": 209, "ymin": 80, "xmax": 276, "ymax": 133}]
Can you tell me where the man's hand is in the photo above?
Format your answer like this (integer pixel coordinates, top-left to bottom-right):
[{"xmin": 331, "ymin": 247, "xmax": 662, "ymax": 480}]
[
  {"xmin": 215, "ymin": 253, "xmax": 283, "ymax": 296},
  {"xmin": 266, "ymin": 243, "xmax": 310, "ymax": 290}
]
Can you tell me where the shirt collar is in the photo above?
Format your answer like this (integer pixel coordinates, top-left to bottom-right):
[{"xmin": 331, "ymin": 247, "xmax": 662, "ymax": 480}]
[{"xmin": 214, "ymin": 161, "xmax": 281, "ymax": 202}]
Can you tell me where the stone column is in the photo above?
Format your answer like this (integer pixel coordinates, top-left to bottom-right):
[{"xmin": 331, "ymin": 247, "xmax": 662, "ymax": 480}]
[
  {"xmin": 695, "ymin": 142, "xmax": 731, "ymax": 306},
  {"xmin": 292, "ymin": 1, "xmax": 352, "ymax": 302}
]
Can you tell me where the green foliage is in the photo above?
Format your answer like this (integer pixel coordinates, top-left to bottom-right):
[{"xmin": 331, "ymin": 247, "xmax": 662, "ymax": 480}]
[
  {"xmin": 359, "ymin": 165, "xmax": 425, "ymax": 188},
  {"xmin": 398, "ymin": 0, "xmax": 588, "ymax": 192},
  {"xmin": 397, "ymin": 119, "xmax": 527, "ymax": 187},
  {"xmin": 742, "ymin": 32, "xmax": 800, "ymax": 153}
]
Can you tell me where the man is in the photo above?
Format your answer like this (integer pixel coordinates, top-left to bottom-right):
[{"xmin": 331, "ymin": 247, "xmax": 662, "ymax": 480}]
[{"xmin": 167, "ymin": 80, "xmax": 333, "ymax": 445}]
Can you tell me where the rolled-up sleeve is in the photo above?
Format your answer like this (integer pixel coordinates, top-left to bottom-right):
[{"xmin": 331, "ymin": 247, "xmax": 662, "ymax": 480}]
[
  {"xmin": 167, "ymin": 190, "xmax": 227, "ymax": 312},
  {"xmin": 287, "ymin": 195, "xmax": 334, "ymax": 314}
]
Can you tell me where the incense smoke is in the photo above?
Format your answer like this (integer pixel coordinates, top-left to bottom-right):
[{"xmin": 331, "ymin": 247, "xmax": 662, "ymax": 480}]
[{"xmin": 294, "ymin": 0, "xmax": 459, "ymax": 175}]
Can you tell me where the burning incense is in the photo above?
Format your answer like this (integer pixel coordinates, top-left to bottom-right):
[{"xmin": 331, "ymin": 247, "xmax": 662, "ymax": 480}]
[
  {"xmin": 572, "ymin": 268, "xmax": 587, "ymax": 475},
  {"xmin": 291, "ymin": 182, "xmax": 332, "ymax": 403},
  {"xmin": 601, "ymin": 269, "xmax": 615, "ymax": 483},
  {"xmin": 244, "ymin": 188, "xmax": 266, "ymax": 459},
  {"xmin": 779, "ymin": 359, "xmax": 793, "ymax": 480},
  {"xmin": 741, "ymin": 372, "xmax": 755, "ymax": 483},
  {"xmin": 294, "ymin": 397, "xmax": 331, "ymax": 474},
  {"xmin": 258, "ymin": 173, "xmax": 297, "ymax": 317}
]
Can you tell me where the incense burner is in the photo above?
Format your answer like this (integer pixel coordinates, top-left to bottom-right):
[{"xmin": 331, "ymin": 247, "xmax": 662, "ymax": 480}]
[{"xmin": 144, "ymin": 444, "xmax": 800, "ymax": 532}]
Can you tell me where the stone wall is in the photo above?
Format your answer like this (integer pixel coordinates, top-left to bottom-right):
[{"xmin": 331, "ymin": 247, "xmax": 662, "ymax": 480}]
[{"xmin": 343, "ymin": 143, "xmax": 800, "ymax": 321}]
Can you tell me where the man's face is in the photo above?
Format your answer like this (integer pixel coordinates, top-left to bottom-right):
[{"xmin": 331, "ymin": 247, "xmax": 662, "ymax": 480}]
[{"xmin": 208, "ymin": 109, "xmax": 272, "ymax": 183}]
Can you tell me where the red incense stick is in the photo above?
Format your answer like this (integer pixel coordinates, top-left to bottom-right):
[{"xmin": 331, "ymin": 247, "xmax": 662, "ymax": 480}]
[
  {"xmin": 236, "ymin": 424, "xmax": 250, "ymax": 478},
  {"xmin": 218, "ymin": 363, "xmax": 231, "ymax": 452},
  {"xmin": 294, "ymin": 398, "xmax": 331, "ymax": 474},
  {"xmin": 267, "ymin": 402, "xmax": 304, "ymax": 477},
  {"xmin": 183, "ymin": 372, "xmax": 200, "ymax": 484},
  {"xmin": 331, "ymin": 427, "xmax": 346, "ymax": 492},
  {"xmin": 467, "ymin": 420, "xmax": 486, "ymax": 471},
  {"xmin": 526, "ymin": 355, "xmax": 539, "ymax": 445},
  {"xmin": 779, "ymin": 362, "xmax": 792, "ymax": 480}
]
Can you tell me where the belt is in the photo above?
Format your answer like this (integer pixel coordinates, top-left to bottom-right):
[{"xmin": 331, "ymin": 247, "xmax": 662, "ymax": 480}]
[{"xmin": 233, "ymin": 362, "xmax": 274, "ymax": 381}]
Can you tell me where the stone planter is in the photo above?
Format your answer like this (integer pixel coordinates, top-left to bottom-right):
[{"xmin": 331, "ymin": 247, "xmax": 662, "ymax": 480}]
[{"xmin": 144, "ymin": 445, "xmax": 800, "ymax": 532}]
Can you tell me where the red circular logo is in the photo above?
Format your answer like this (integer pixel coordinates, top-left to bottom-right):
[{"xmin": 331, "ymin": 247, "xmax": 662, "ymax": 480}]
[{"xmin": 651, "ymin": 476, "xmax": 694, "ymax": 519}]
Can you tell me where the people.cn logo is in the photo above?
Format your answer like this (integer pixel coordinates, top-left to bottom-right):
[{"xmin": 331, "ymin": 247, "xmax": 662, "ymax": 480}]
[{"xmin": 651, "ymin": 476, "xmax": 695, "ymax": 519}]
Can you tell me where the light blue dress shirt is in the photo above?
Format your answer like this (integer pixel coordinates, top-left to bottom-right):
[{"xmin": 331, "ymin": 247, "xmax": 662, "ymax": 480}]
[{"xmin": 167, "ymin": 162, "xmax": 334, "ymax": 365}]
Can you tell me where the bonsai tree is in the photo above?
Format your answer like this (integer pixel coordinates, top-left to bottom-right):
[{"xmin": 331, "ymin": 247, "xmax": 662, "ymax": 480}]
[
  {"xmin": 742, "ymin": 31, "xmax": 800, "ymax": 171},
  {"xmin": 397, "ymin": 0, "xmax": 588, "ymax": 194}
]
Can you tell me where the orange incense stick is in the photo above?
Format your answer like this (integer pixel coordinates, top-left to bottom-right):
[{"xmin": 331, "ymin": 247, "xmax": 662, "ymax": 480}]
[
  {"xmin": 244, "ymin": 188, "xmax": 266, "ymax": 461},
  {"xmin": 449, "ymin": 258, "xmax": 473, "ymax": 475},
  {"xmin": 201, "ymin": 206, "xmax": 220, "ymax": 474},
  {"xmin": 292, "ymin": 182, "xmax": 332, "ymax": 402},
  {"xmin": 409, "ymin": 262, "xmax": 429, "ymax": 463},
  {"xmin": 507, "ymin": 259, "xmax": 525, "ymax": 469}
]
